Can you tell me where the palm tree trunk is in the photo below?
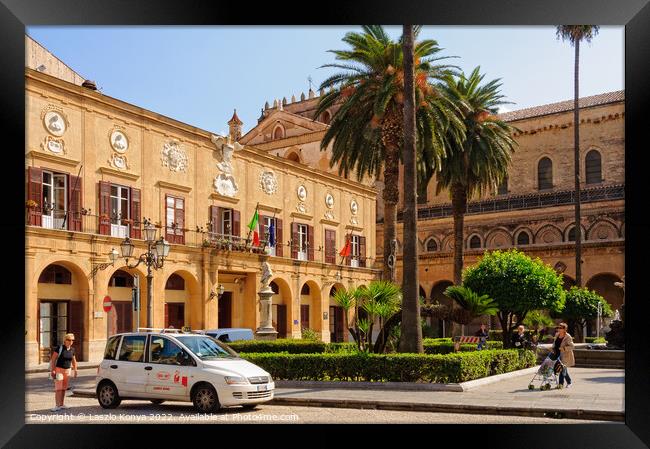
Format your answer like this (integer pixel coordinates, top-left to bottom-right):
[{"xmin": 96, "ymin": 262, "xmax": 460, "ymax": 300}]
[
  {"xmin": 574, "ymin": 39, "xmax": 582, "ymax": 287},
  {"xmin": 451, "ymin": 183, "xmax": 467, "ymax": 337},
  {"xmin": 399, "ymin": 24, "xmax": 422, "ymax": 354},
  {"xmin": 382, "ymin": 129, "xmax": 401, "ymax": 284}
]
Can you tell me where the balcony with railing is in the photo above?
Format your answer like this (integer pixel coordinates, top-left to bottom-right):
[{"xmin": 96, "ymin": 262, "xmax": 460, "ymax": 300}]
[{"xmin": 388, "ymin": 184, "xmax": 625, "ymax": 223}]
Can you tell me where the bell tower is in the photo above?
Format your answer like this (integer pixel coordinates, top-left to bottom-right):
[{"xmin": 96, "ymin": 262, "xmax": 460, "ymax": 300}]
[{"xmin": 228, "ymin": 109, "xmax": 243, "ymax": 142}]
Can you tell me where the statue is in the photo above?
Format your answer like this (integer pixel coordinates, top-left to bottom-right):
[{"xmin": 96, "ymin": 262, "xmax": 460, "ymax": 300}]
[
  {"xmin": 211, "ymin": 134, "xmax": 243, "ymax": 174},
  {"xmin": 260, "ymin": 260, "xmax": 273, "ymax": 288}
]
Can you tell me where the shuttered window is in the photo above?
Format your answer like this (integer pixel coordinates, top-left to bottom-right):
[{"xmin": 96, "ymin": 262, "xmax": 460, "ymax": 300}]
[
  {"xmin": 165, "ymin": 195, "xmax": 185, "ymax": 244},
  {"xmin": 325, "ymin": 229, "xmax": 336, "ymax": 264}
]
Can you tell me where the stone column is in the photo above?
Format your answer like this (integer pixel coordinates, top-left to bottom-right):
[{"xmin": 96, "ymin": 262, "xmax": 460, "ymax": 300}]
[{"xmin": 255, "ymin": 255, "xmax": 277, "ymax": 340}]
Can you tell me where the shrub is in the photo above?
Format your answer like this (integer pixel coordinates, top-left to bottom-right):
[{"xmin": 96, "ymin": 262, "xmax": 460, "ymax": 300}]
[
  {"xmin": 300, "ymin": 328, "xmax": 321, "ymax": 341},
  {"xmin": 240, "ymin": 349, "xmax": 535, "ymax": 383},
  {"xmin": 227, "ymin": 339, "xmax": 327, "ymax": 354},
  {"xmin": 423, "ymin": 339, "xmax": 503, "ymax": 355},
  {"xmin": 585, "ymin": 337, "xmax": 607, "ymax": 344}
]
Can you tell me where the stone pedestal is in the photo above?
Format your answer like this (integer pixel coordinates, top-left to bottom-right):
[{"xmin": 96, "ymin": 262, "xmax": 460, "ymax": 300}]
[{"xmin": 255, "ymin": 286, "xmax": 278, "ymax": 340}]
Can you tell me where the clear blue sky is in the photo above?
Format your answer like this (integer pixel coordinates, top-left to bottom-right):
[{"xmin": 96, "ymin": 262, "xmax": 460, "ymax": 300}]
[{"xmin": 27, "ymin": 26, "xmax": 624, "ymax": 135}]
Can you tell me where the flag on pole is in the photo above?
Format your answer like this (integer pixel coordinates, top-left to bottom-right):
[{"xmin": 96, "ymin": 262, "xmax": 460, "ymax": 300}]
[
  {"xmin": 268, "ymin": 220, "xmax": 276, "ymax": 247},
  {"xmin": 339, "ymin": 234, "xmax": 351, "ymax": 257},
  {"xmin": 247, "ymin": 207, "xmax": 260, "ymax": 246}
]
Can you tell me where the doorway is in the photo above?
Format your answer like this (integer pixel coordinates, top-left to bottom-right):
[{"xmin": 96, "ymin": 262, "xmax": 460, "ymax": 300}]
[
  {"xmin": 273, "ymin": 304, "xmax": 287, "ymax": 338},
  {"xmin": 218, "ymin": 292, "xmax": 232, "ymax": 328},
  {"xmin": 329, "ymin": 306, "xmax": 345, "ymax": 342},
  {"xmin": 165, "ymin": 303, "xmax": 185, "ymax": 329}
]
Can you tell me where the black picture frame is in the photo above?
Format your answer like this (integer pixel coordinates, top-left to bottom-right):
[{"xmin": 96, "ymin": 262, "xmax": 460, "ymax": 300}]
[{"xmin": 2, "ymin": 0, "xmax": 649, "ymax": 446}]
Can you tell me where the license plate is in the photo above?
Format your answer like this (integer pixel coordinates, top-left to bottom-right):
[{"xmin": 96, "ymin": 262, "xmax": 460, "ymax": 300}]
[{"xmin": 257, "ymin": 385, "xmax": 268, "ymax": 391}]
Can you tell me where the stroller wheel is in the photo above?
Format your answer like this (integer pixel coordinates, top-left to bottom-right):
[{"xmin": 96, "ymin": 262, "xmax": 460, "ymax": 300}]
[
  {"xmin": 528, "ymin": 384, "xmax": 535, "ymax": 390},
  {"xmin": 545, "ymin": 384, "xmax": 552, "ymax": 390},
  {"xmin": 539, "ymin": 385, "xmax": 545, "ymax": 390}
]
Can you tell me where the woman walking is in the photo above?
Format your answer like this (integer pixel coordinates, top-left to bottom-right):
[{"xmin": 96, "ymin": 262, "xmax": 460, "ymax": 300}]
[
  {"xmin": 50, "ymin": 333, "xmax": 78, "ymax": 411},
  {"xmin": 553, "ymin": 323, "xmax": 575, "ymax": 388}
]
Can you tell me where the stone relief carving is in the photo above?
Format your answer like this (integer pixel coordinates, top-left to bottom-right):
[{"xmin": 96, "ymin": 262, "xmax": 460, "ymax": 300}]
[
  {"xmin": 297, "ymin": 184, "xmax": 307, "ymax": 201},
  {"xmin": 42, "ymin": 109, "xmax": 67, "ymax": 137},
  {"xmin": 41, "ymin": 136, "xmax": 65, "ymax": 154},
  {"xmin": 350, "ymin": 199, "xmax": 358, "ymax": 215},
  {"xmin": 324, "ymin": 210, "xmax": 335, "ymax": 221},
  {"xmin": 161, "ymin": 140, "xmax": 188, "ymax": 172},
  {"xmin": 214, "ymin": 173, "xmax": 239, "ymax": 197},
  {"xmin": 108, "ymin": 153, "xmax": 129, "ymax": 170},
  {"xmin": 110, "ymin": 129, "xmax": 129, "ymax": 153},
  {"xmin": 211, "ymin": 134, "xmax": 242, "ymax": 174},
  {"xmin": 260, "ymin": 170, "xmax": 278, "ymax": 195},
  {"xmin": 325, "ymin": 193, "xmax": 334, "ymax": 209},
  {"xmin": 349, "ymin": 216, "xmax": 358, "ymax": 225},
  {"xmin": 296, "ymin": 202, "xmax": 307, "ymax": 213}
]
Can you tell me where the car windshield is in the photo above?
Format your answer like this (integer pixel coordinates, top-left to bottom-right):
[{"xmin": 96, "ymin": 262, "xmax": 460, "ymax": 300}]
[{"xmin": 175, "ymin": 335, "xmax": 239, "ymax": 360}]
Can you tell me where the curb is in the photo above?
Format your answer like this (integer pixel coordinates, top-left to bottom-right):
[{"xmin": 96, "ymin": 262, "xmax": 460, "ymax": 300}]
[
  {"xmin": 459, "ymin": 366, "xmax": 538, "ymax": 391},
  {"xmin": 268, "ymin": 396, "xmax": 624, "ymax": 422},
  {"xmin": 275, "ymin": 380, "xmax": 463, "ymax": 392}
]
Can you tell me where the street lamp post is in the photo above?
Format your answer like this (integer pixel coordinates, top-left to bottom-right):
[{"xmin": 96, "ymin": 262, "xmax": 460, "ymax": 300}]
[{"xmin": 119, "ymin": 220, "xmax": 170, "ymax": 328}]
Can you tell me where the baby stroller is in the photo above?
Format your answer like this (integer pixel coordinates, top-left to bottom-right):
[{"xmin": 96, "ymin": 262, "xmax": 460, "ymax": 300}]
[{"xmin": 528, "ymin": 350, "xmax": 564, "ymax": 390}]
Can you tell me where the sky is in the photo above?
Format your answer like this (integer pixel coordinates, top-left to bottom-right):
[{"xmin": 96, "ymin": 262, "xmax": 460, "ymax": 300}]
[{"xmin": 27, "ymin": 26, "xmax": 624, "ymax": 136}]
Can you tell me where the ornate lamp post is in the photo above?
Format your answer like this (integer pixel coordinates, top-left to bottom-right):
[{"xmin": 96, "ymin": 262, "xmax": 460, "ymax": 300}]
[
  {"xmin": 89, "ymin": 248, "xmax": 120, "ymax": 279},
  {"xmin": 119, "ymin": 220, "xmax": 170, "ymax": 328}
]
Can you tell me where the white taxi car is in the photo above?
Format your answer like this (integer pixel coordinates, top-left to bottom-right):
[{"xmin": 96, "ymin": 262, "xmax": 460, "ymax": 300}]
[{"xmin": 95, "ymin": 330, "xmax": 275, "ymax": 412}]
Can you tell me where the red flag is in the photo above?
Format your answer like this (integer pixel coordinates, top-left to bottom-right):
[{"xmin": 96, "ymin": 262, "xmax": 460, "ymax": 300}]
[
  {"xmin": 339, "ymin": 234, "xmax": 351, "ymax": 257},
  {"xmin": 252, "ymin": 230, "xmax": 260, "ymax": 246}
]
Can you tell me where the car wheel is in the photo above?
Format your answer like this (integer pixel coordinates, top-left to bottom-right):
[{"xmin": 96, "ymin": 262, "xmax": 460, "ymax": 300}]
[
  {"xmin": 192, "ymin": 384, "xmax": 220, "ymax": 413},
  {"xmin": 97, "ymin": 381, "xmax": 121, "ymax": 409},
  {"xmin": 150, "ymin": 399, "xmax": 165, "ymax": 405},
  {"xmin": 241, "ymin": 404, "xmax": 258, "ymax": 410}
]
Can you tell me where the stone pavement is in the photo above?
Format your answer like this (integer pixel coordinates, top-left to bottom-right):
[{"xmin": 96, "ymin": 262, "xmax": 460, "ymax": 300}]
[{"xmin": 270, "ymin": 367, "xmax": 624, "ymax": 421}]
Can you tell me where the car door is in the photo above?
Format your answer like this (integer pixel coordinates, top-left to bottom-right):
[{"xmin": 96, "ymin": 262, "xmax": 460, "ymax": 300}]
[
  {"xmin": 113, "ymin": 334, "xmax": 149, "ymax": 397},
  {"xmin": 145, "ymin": 335, "xmax": 191, "ymax": 399}
]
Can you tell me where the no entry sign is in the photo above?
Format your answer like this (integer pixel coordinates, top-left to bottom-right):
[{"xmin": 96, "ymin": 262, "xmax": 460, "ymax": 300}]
[{"xmin": 103, "ymin": 295, "xmax": 113, "ymax": 313}]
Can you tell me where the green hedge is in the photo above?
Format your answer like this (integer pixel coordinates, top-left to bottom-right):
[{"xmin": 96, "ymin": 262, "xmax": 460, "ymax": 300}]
[
  {"xmin": 585, "ymin": 337, "xmax": 607, "ymax": 344},
  {"xmin": 240, "ymin": 349, "xmax": 535, "ymax": 383},
  {"xmin": 227, "ymin": 339, "xmax": 356, "ymax": 354},
  {"xmin": 423, "ymin": 340, "xmax": 503, "ymax": 354}
]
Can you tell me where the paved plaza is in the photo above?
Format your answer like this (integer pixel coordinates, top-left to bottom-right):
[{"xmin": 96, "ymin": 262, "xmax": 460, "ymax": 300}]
[{"xmin": 25, "ymin": 367, "xmax": 623, "ymax": 423}]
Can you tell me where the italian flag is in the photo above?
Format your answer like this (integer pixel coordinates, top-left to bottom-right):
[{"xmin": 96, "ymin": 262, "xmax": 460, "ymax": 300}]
[{"xmin": 247, "ymin": 208, "xmax": 260, "ymax": 246}]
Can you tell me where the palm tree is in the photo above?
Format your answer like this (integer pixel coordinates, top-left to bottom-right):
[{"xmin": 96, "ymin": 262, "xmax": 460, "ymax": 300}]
[
  {"xmin": 444, "ymin": 285, "xmax": 498, "ymax": 335},
  {"xmin": 398, "ymin": 24, "xmax": 423, "ymax": 353},
  {"xmin": 436, "ymin": 68, "xmax": 519, "ymax": 290},
  {"xmin": 315, "ymin": 25, "xmax": 464, "ymax": 282},
  {"xmin": 556, "ymin": 25, "xmax": 599, "ymax": 287}
]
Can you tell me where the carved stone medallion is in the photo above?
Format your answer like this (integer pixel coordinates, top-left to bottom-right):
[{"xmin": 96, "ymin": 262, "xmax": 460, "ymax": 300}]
[
  {"xmin": 325, "ymin": 193, "xmax": 334, "ymax": 209},
  {"xmin": 162, "ymin": 141, "xmax": 188, "ymax": 172},
  {"xmin": 324, "ymin": 210, "xmax": 335, "ymax": 220},
  {"xmin": 41, "ymin": 136, "xmax": 65, "ymax": 154},
  {"xmin": 110, "ymin": 129, "xmax": 129, "ymax": 153},
  {"xmin": 259, "ymin": 170, "xmax": 278, "ymax": 195},
  {"xmin": 42, "ymin": 110, "xmax": 67, "ymax": 137},
  {"xmin": 214, "ymin": 173, "xmax": 239, "ymax": 197},
  {"xmin": 108, "ymin": 153, "xmax": 129, "ymax": 170},
  {"xmin": 297, "ymin": 184, "xmax": 307, "ymax": 201},
  {"xmin": 296, "ymin": 202, "xmax": 307, "ymax": 213},
  {"xmin": 350, "ymin": 199, "xmax": 358, "ymax": 215}
]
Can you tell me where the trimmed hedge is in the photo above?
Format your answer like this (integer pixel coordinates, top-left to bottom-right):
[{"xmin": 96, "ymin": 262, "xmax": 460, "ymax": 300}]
[
  {"xmin": 240, "ymin": 349, "xmax": 535, "ymax": 383},
  {"xmin": 423, "ymin": 340, "xmax": 503, "ymax": 354},
  {"xmin": 585, "ymin": 337, "xmax": 607, "ymax": 344},
  {"xmin": 227, "ymin": 339, "xmax": 356, "ymax": 354}
]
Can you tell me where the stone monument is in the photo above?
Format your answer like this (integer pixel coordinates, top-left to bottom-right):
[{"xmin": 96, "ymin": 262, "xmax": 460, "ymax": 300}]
[{"xmin": 255, "ymin": 255, "xmax": 278, "ymax": 340}]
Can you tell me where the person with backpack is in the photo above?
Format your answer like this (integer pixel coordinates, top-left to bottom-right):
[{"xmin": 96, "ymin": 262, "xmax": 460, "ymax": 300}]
[{"xmin": 50, "ymin": 333, "xmax": 78, "ymax": 411}]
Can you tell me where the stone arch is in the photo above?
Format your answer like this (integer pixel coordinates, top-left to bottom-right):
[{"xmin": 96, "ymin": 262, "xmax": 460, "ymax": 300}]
[
  {"xmin": 300, "ymin": 279, "xmax": 323, "ymax": 338},
  {"xmin": 534, "ymin": 224, "xmax": 563, "ymax": 244},
  {"xmin": 270, "ymin": 277, "xmax": 292, "ymax": 338},
  {"xmin": 106, "ymin": 267, "xmax": 146, "ymax": 335},
  {"xmin": 328, "ymin": 282, "xmax": 347, "ymax": 342},
  {"xmin": 467, "ymin": 233, "xmax": 483, "ymax": 249},
  {"xmin": 586, "ymin": 273, "xmax": 624, "ymax": 313},
  {"xmin": 419, "ymin": 285, "xmax": 427, "ymax": 301},
  {"xmin": 284, "ymin": 147, "xmax": 302, "ymax": 163},
  {"xmin": 514, "ymin": 227, "xmax": 534, "ymax": 246},
  {"xmin": 424, "ymin": 236, "xmax": 439, "ymax": 252},
  {"xmin": 485, "ymin": 228, "xmax": 512, "ymax": 249},
  {"xmin": 162, "ymin": 269, "xmax": 201, "ymax": 330},
  {"xmin": 587, "ymin": 219, "xmax": 620, "ymax": 241},
  {"xmin": 321, "ymin": 110, "xmax": 332, "ymax": 125},
  {"xmin": 441, "ymin": 234, "xmax": 454, "ymax": 251},
  {"xmin": 273, "ymin": 123, "xmax": 285, "ymax": 140},
  {"xmin": 563, "ymin": 223, "xmax": 587, "ymax": 242},
  {"xmin": 35, "ymin": 260, "xmax": 90, "ymax": 362}
]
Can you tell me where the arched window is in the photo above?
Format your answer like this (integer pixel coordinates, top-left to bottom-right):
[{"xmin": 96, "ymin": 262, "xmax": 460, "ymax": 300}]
[
  {"xmin": 165, "ymin": 273, "xmax": 185, "ymax": 290},
  {"xmin": 567, "ymin": 226, "xmax": 583, "ymax": 242},
  {"xmin": 585, "ymin": 150, "xmax": 602, "ymax": 184},
  {"xmin": 300, "ymin": 284, "xmax": 310, "ymax": 295},
  {"xmin": 426, "ymin": 238, "xmax": 438, "ymax": 252},
  {"xmin": 287, "ymin": 152, "xmax": 300, "ymax": 163},
  {"xmin": 469, "ymin": 235, "xmax": 482, "ymax": 249},
  {"xmin": 538, "ymin": 157, "xmax": 553, "ymax": 190},
  {"xmin": 109, "ymin": 269, "xmax": 134, "ymax": 287},
  {"xmin": 321, "ymin": 110, "xmax": 331, "ymax": 125},
  {"xmin": 516, "ymin": 231, "xmax": 530, "ymax": 246},
  {"xmin": 273, "ymin": 125, "xmax": 285, "ymax": 140},
  {"xmin": 497, "ymin": 175, "xmax": 508, "ymax": 195},
  {"xmin": 38, "ymin": 264, "xmax": 72, "ymax": 284}
]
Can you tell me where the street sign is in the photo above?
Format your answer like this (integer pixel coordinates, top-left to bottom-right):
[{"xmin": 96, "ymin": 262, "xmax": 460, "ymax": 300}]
[{"xmin": 103, "ymin": 296, "xmax": 112, "ymax": 313}]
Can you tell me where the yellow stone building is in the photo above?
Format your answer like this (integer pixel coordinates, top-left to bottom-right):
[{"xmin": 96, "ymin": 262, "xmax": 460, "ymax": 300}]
[
  {"xmin": 25, "ymin": 37, "xmax": 378, "ymax": 366},
  {"xmin": 244, "ymin": 88, "xmax": 625, "ymax": 337}
]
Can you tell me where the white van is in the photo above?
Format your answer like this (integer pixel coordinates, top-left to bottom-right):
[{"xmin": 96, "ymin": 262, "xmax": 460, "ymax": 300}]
[{"xmin": 95, "ymin": 330, "xmax": 274, "ymax": 412}]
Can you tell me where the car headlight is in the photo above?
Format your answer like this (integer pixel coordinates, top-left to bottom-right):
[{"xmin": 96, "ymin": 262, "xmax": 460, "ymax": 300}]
[{"xmin": 224, "ymin": 376, "xmax": 249, "ymax": 385}]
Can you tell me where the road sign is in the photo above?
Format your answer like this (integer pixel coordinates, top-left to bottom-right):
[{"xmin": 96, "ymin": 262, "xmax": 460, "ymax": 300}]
[{"xmin": 103, "ymin": 296, "xmax": 113, "ymax": 313}]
